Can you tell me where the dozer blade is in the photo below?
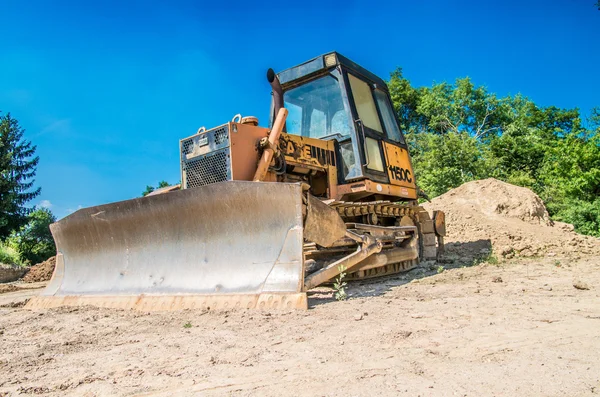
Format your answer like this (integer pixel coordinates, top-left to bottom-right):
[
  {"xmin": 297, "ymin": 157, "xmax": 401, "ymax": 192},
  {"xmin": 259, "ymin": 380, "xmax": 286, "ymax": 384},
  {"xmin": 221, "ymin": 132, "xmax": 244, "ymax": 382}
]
[{"xmin": 26, "ymin": 182, "xmax": 307, "ymax": 311}]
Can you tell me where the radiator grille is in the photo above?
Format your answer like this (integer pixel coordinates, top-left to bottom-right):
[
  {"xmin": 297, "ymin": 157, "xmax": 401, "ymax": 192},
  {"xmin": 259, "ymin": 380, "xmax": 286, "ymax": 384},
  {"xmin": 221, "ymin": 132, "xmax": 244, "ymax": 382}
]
[
  {"xmin": 181, "ymin": 138, "xmax": 194, "ymax": 156},
  {"xmin": 214, "ymin": 127, "xmax": 227, "ymax": 145},
  {"xmin": 184, "ymin": 149, "xmax": 230, "ymax": 188},
  {"xmin": 180, "ymin": 124, "xmax": 232, "ymax": 189},
  {"xmin": 180, "ymin": 126, "xmax": 229, "ymax": 157}
]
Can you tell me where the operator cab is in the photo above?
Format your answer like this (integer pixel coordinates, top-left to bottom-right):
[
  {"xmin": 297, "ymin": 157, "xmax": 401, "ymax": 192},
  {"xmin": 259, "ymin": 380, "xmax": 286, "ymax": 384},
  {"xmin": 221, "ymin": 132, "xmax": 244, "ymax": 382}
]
[{"xmin": 270, "ymin": 52, "xmax": 408, "ymax": 186}]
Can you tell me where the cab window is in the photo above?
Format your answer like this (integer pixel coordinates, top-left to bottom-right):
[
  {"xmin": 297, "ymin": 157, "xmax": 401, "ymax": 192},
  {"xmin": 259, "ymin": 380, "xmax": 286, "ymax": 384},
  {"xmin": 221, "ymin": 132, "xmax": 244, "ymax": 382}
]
[
  {"xmin": 283, "ymin": 73, "xmax": 353, "ymax": 139},
  {"xmin": 374, "ymin": 90, "xmax": 405, "ymax": 144},
  {"xmin": 347, "ymin": 73, "xmax": 383, "ymax": 133}
]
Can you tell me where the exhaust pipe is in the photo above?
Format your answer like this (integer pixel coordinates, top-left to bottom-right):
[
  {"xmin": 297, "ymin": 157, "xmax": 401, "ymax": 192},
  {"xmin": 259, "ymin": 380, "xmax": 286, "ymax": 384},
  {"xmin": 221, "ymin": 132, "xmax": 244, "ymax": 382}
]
[{"xmin": 267, "ymin": 68, "xmax": 286, "ymax": 132}]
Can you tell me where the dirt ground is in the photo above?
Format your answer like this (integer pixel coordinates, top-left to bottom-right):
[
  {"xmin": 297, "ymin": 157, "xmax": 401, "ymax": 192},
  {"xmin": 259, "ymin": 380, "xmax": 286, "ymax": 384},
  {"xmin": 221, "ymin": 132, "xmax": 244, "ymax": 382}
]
[
  {"xmin": 0, "ymin": 256, "xmax": 599, "ymax": 396},
  {"xmin": 1, "ymin": 179, "xmax": 599, "ymax": 396}
]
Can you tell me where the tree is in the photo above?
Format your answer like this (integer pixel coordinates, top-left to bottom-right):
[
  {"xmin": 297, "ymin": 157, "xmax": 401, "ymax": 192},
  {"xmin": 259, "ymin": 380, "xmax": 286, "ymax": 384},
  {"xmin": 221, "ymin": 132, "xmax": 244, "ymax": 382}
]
[
  {"xmin": 10, "ymin": 207, "xmax": 56, "ymax": 265},
  {"xmin": 142, "ymin": 185, "xmax": 155, "ymax": 196},
  {"xmin": 388, "ymin": 68, "xmax": 423, "ymax": 133},
  {"xmin": 539, "ymin": 131, "xmax": 600, "ymax": 209},
  {"xmin": 142, "ymin": 180, "xmax": 170, "ymax": 196},
  {"xmin": 589, "ymin": 107, "xmax": 600, "ymax": 131},
  {"xmin": 388, "ymin": 68, "xmax": 600, "ymax": 236},
  {"xmin": 408, "ymin": 131, "xmax": 490, "ymax": 197},
  {"xmin": 389, "ymin": 69, "xmax": 511, "ymax": 139},
  {"xmin": 0, "ymin": 113, "xmax": 40, "ymax": 239}
]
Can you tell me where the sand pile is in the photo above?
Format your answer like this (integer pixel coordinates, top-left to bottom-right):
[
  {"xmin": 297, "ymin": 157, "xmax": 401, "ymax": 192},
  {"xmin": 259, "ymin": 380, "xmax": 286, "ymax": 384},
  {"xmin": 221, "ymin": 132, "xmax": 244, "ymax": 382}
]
[
  {"xmin": 22, "ymin": 256, "xmax": 56, "ymax": 283},
  {"xmin": 424, "ymin": 178, "xmax": 600, "ymax": 260}
]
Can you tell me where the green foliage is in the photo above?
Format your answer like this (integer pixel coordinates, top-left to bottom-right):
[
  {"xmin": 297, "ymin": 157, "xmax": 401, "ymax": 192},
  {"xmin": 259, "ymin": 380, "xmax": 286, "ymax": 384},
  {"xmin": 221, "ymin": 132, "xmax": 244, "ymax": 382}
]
[
  {"xmin": 554, "ymin": 260, "xmax": 561, "ymax": 267},
  {"xmin": 551, "ymin": 199, "xmax": 600, "ymax": 237},
  {"xmin": 389, "ymin": 71, "xmax": 509, "ymax": 138},
  {"xmin": 486, "ymin": 254, "xmax": 499, "ymax": 265},
  {"xmin": 389, "ymin": 68, "xmax": 600, "ymax": 236},
  {"xmin": 142, "ymin": 180, "xmax": 171, "ymax": 196},
  {"xmin": 10, "ymin": 207, "xmax": 56, "ymax": 265},
  {"xmin": 0, "ymin": 240, "xmax": 23, "ymax": 266},
  {"xmin": 0, "ymin": 113, "xmax": 40, "ymax": 239},
  {"xmin": 333, "ymin": 265, "xmax": 348, "ymax": 301},
  {"xmin": 142, "ymin": 185, "xmax": 154, "ymax": 196},
  {"xmin": 183, "ymin": 321, "xmax": 192, "ymax": 329},
  {"xmin": 589, "ymin": 107, "xmax": 600, "ymax": 130},
  {"xmin": 408, "ymin": 131, "xmax": 490, "ymax": 197},
  {"xmin": 469, "ymin": 251, "xmax": 499, "ymax": 267},
  {"xmin": 539, "ymin": 131, "xmax": 600, "ymax": 203}
]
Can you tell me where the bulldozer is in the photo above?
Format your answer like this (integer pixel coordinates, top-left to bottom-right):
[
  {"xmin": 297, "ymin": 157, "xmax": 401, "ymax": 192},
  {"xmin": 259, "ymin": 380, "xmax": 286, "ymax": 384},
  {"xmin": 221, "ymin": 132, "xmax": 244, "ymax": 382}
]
[{"xmin": 27, "ymin": 52, "xmax": 445, "ymax": 311}]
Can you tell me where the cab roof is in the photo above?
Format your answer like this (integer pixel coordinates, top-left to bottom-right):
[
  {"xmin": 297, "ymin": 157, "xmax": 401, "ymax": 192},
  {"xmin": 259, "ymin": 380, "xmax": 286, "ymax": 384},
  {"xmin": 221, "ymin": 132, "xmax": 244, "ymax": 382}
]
[{"xmin": 277, "ymin": 52, "xmax": 389, "ymax": 92}]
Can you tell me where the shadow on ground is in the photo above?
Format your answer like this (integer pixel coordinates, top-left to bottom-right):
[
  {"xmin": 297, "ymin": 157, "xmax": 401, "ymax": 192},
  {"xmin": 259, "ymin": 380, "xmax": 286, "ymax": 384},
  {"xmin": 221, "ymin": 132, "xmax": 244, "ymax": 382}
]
[{"xmin": 308, "ymin": 239, "xmax": 493, "ymax": 308}]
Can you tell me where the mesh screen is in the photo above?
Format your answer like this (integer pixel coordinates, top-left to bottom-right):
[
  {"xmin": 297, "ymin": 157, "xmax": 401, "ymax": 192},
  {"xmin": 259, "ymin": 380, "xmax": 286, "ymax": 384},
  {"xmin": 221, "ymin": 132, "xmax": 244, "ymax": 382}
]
[
  {"xmin": 214, "ymin": 127, "xmax": 227, "ymax": 145},
  {"xmin": 185, "ymin": 150, "xmax": 230, "ymax": 188},
  {"xmin": 180, "ymin": 126, "xmax": 229, "ymax": 157},
  {"xmin": 182, "ymin": 139, "xmax": 194, "ymax": 156},
  {"xmin": 180, "ymin": 124, "xmax": 231, "ymax": 189}
]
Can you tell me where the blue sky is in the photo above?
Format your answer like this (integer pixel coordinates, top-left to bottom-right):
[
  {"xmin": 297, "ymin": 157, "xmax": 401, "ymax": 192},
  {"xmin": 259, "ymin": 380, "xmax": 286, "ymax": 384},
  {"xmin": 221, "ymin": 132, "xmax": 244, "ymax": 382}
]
[{"xmin": 1, "ymin": 0, "xmax": 599, "ymax": 218}]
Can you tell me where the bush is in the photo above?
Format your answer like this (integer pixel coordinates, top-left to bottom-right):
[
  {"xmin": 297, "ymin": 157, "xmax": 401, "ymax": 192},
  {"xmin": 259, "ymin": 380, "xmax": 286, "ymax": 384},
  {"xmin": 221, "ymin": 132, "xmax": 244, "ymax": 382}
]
[
  {"xmin": 550, "ymin": 199, "xmax": 600, "ymax": 237},
  {"xmin": 0, "ymin": 240, "xmax": 24, "ymax": 266},
  {"xmin": 10, "ymin": 208, "xmax": 56, "ymax": 265}
]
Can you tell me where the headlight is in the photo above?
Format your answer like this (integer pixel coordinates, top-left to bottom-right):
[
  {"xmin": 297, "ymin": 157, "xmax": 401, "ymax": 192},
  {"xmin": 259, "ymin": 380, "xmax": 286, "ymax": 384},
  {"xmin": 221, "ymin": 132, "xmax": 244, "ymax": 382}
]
[{"xmin": 324, "ymin": 53, "xmax": 337, "ymax": 68}]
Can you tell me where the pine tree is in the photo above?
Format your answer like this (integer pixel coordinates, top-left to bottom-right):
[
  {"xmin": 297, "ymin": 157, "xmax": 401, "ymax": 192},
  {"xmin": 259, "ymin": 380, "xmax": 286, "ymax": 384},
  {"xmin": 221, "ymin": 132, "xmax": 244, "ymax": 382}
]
[{"xmin": 0, "ymin": 113, "xmax": 40, "ymax": 239}]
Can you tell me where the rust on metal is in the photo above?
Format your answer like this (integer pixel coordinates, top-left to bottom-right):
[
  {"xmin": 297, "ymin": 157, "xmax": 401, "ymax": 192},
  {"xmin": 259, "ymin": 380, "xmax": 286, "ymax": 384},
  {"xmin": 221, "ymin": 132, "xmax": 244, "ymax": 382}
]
[
  {"xmin": 433, "ymin": 210, "xmax": 446, "ymax": 237},
  {"xmin": 336, "ymin": 179, "xmax": 418, "ymax": 201},
  {"xmin": 229, "ymin": 122, "xmax": 269, "ymax": 181},
  {"xmin": 304, "ymin": 230, "xmax": 383, "ymax": 291},
  {"xmin": 253, "ymin": 108, "xmax": 288, "ymax": 182},
  {"xmin": 304, "ymin": 194, "xmax": 347, "ymax": 248}
]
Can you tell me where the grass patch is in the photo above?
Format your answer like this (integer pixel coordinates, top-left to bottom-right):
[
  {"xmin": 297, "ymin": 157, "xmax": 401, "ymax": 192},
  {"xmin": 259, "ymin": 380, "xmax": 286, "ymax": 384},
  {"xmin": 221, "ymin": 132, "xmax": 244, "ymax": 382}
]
[
  {"xmin": 333, "ymin": 265, "xmax": 348, "ymax": 301},
  {"xmin": 471, "ymin": 251, "xmax": 500, "ymax": 267},
  {"xmin": 554, "ymin": 260, "xmax": 562, "ymax": 267}
]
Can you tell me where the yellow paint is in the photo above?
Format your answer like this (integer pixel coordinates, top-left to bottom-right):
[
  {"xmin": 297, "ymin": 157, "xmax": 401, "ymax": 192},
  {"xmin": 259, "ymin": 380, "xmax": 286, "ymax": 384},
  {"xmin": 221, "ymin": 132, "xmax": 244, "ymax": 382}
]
[
  {"xmin": 280, "ymin": 133, "xmax": 336, "ymax": 168},
  {"xmin": 336, "ymin": 180, "xmax": 417, "ymax": 200},
  {"xmin": 383, "ymin": 142, "xmax": 416, "ymax": 190}
]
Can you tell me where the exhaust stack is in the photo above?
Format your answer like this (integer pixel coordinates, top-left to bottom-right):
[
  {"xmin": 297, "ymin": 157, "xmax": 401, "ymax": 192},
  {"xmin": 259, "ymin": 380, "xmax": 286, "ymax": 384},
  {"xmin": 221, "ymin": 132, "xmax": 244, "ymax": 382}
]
[{"xmin": 267, "ymin": 68, "xmax": 286, "ymax": 132}]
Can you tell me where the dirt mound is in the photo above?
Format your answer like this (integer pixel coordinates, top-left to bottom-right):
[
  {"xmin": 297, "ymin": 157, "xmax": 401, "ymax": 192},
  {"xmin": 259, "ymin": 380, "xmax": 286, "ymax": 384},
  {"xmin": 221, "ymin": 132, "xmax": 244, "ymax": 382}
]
[
  {"xmin": 22, "ymin": 256, "xmax": 56, "ymax": 283},
  {"xmin": 439, "ymin": 178, "xmax": 552, "ymax": 225},
  {"xmin": 424, "ymin": 178, "xmax": 600, "ymax": 260}
]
